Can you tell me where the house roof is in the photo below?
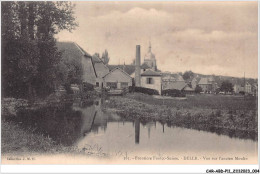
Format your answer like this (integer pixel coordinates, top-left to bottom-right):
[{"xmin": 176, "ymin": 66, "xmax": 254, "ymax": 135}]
[
  {"xmin": 198, "ymin": 77, "xmax": 215, "ymax": 85},
  {"xmin": 92, "ymin": 55, "xmax": 103, "ymax": 64},
  {"xmin": 162, "ymin": 73, "xmax": 183, "ymax": 80},
  {"xmin": 103, "ymin": 67, "xmax": 132, "ymax": 79},
  {"xmin": 141, "ymin": 63, "xmax": 150, "ymax": 69},
  {"xmin": 162, "ymin": 75, "xmax": 176, "ymax": 81},
  {"xmin": 246, "ymin": 82, "xmax": 252, "ymax": 86},
  {"xmin": 107, "ymin": 65, "xmax": 135, "ymax": 75},
  {"xmin": 192, "ymin": 77, "xmax": 201, "ymax": 82},
  {"xmin": 57, "ymin": 42, "xmax": 97, "ymax": 77},
  {"xmin": 234, "ymin": 84, "xmax": 245, "ymax": 87},
  {"xmin": 141, "ymin": 69, "xmax": 161, "ymax": 76},
  {"xmin": 184, "ymin": 86, "xmax": 194, "ymax": 91},
  {"xmin": 164, "ymin": 81, "xmax": 187, "ymax": 90},
  {"xmin": 57, "ymin": 41, "xmax": 92, "ymax": 58}
]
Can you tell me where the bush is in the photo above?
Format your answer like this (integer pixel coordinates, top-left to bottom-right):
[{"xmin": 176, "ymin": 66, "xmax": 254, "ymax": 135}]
[
  {"xmin": 83, "ymin": 82, "xmax": 94, "ymax": 92},
  {"xmin": 162, "ymin": 89, "xmax": 186, "ymax": 97},
  {"xmin": 195, "ymin": 85, "xmax": 203, "ymax": 93},
  {"xmin": 239, "ymin": 91, "xmax": 245, "ymax": 95},
  {"xmin": 64, "ymin": 84, "xmax": 73, "ymax": 94},
  {"xmin": 129, "ymin": 86, "xmax": 135, "ymax": 93},
  {"xmin": 130, "ymin": 86, "xmax": 159, "ymax": 95}
]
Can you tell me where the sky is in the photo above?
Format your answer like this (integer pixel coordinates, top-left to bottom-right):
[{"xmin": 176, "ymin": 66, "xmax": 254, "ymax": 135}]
[{"xmin": 56, "ymin": 1, "xmax": 258, "ymax": 78}]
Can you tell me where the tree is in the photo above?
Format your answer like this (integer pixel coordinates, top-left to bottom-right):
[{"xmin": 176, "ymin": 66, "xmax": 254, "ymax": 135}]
[
  {"xmin": 101, "ymin": 49, "xmax": 110, "ymax": 65},
  {"xmin": 35, "ymin": 39, "xmax": 64, "ymax": 97},
  {"xmin": 2, "ymin": 1, "xmax": 78, "ymax": 98},
  {"xmin": 2, "ymin": 39, "xmax": 40, "ymax": 98},
  {"xmin": 220, "ymin": 80, "xmax": 233, "ymax": 93},
  {"xmin": 183, "ymin": 71, "xmax": 194, "ymax": 81},
  {"xmin": 36, "ymin": 2, "xmax": 77, "ymax": 40},
  {"xmin": 2, "ymin": 2, "xmax": 40, "ymax": 98}
]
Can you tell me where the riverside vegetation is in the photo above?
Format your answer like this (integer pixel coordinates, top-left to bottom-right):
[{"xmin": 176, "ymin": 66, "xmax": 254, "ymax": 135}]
[
  {"xmin": 103, "ymin": 93, "xmax": 258, "ymax": 140},
  {"xmin": 1, "ymin": 95, "xmax": 107, "ymax": 158}
]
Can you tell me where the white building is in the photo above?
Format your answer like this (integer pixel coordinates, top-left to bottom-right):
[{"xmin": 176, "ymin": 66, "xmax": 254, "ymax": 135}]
[{"xmin": 141, "ymin": 69, "xmax": 162, "ymax": 94}]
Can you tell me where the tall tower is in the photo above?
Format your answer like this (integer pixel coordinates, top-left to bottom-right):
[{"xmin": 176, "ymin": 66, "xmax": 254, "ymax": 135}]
[
  {"xmin": 144, "ymin": 41, "xmax": 157, "ymax": 71},
  {"xmin": 135, "ymin": 45, "xmax": 141, "ymax": 87}
]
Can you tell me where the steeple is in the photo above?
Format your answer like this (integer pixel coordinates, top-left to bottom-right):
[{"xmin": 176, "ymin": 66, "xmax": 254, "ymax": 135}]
[
  {"xmin": 123, "ymin": 60, "xmax": 126, "ymax": 72},
  {"xmin": 148, "ymin": 41, "xmax": 151, "ymax": 52},
  {"xmin": 144, "ymin": 41, "xmax": 155, "ymax": 60},
  {"xmin": 143, "ymin": 40, "xmax": 156, "ymax": 70}
]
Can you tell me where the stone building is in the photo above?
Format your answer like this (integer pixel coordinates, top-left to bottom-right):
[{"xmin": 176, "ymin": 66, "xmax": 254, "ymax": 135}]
[
  {"xmin": 233, "ymin": 84, "xmax": 245, "ymax": 94},
  {"xmin": 56, "ymin": 42, "xmax": 97, "ymax": 86},
  {"xmin": 103, "ymin": 67, "xmax": 132, "ymax": 89},
  {"xmin": 198, "ymin": 77, "xmax": 217, "ymax": 93},
  {"xmin": 245, "ymin": 82, "xmax": 252, "ymax": 94},
  {"xmin": 140, "ymin": 69, "xmax": 162, "ymax": 94}
]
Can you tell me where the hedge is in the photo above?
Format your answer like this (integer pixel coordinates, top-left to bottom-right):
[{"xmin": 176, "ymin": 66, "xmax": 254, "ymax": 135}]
[
  {"xmin": 129, "ymin": 86, "xmax": 159, "ymax": 95},
  {"xmin": 162, "ymin": 89, "xmax": 186, "ymax": 97}
]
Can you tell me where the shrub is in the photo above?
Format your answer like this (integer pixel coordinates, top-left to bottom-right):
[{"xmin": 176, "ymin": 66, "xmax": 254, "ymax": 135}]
[
  {"xmin": 129, "ymin": 86, "xmax": 135, "ymax": 93},
  {"xmin": 130, "ymin": 86, "xmax": 159, "ymax": 95},
  {"xmin": 239, "ymin": 91, "xmax": 245, "ymax": 95},
  {"xmin": 64, "ymin": 84, "xmax": 73, "ymax": 94},
  {"xmin": 162, "ymin": 89, "xmax": 186, "ymax": 97},
  {"xmin": 83, "ymin": 82, "xmax": 94, "ymax": 92},
  {"xmin": 195, "ymin": 85, "xmax": 203, "ymax": 93}
]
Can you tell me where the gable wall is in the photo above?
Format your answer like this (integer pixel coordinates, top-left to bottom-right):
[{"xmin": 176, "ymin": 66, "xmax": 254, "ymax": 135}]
[
  {"xmin": 104, "ymin": 69, "xmax": 132, "ymax": 87},
  {"xmin": 81, "ymin": 57, "xmax": 96, "ymax": 85}
]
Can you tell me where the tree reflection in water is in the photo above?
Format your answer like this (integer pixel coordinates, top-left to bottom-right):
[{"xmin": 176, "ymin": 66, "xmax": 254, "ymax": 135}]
[{"xmin": 7, "ymin": 99, "xmax": 257, "ymax": 149}]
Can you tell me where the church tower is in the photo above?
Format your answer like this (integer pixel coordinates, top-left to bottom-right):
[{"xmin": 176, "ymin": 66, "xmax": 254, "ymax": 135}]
[{"xmin": 143, "ymin": 41, "xmax": 157, "ymax": 71}]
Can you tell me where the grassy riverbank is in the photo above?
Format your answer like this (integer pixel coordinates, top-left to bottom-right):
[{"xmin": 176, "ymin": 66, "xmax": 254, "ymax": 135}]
[
  {"xmin": 103, "ymin": 93, "xmax": 258, "ymax": 140},
  {"xmin": 2, "ymin": 119, "xmax": 108, "ymax": 158},
  {"xmin": 2, "ymin": 121, "xmax": 65, "ymax": 154}
]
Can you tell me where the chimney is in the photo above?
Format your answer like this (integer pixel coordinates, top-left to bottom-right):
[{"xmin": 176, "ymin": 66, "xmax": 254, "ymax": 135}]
[{"xmin": 135, "ymin": 45, "xmax": 141, "ymax": 87}]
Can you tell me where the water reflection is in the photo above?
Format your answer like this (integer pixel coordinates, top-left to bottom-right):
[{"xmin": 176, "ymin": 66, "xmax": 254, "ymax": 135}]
[
  {"xmin": 7, "ymin": 98, "xmax": 257, "ymax": 156},
  {"xmin": 73, "ymin": 99, "xmax": 123, "ymax": 136},
  {"xmin": 135, "ymin": 120, "xmax": 140, "ymax": 144},
  {"xmin": 8, "ymin": 102, "xmax": 83, "ymax": 146}
]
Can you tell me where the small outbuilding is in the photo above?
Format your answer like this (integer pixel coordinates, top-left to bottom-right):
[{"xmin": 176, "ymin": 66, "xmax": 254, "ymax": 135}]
[{"xmin": 103, "ymin": 67, "xmax": 132, "ymax": 89}]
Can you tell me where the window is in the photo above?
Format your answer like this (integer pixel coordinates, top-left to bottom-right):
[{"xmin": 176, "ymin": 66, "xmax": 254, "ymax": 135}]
[
  {"xmin": 107, "ymin": 82, "xmax": 117, "ymax": 89},
  {"xmin": 146, "ymin": 77, "xmax": 153, "ymax": 84},
  {"xmin": 121, "ymin": 82, "xmax": 128, "ymax": 88},
  {"xmin": 96, "ymin": 82, "xmax": 99, "ymax": 87}
]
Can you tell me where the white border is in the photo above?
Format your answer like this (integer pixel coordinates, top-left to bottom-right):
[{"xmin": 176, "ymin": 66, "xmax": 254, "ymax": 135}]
[
  {"xmin": 1, "ymin": 0, "xmax": 259, "ymax": 173},
  {"xmin": 1, "ymin": 165, "xmax": 259, "ymax": 173}
]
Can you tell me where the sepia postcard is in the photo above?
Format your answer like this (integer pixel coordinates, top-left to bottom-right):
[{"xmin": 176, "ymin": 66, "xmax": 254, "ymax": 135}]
[{"xmin": 1, "ymin": 0, "xmax": 259, "ymax": 170}]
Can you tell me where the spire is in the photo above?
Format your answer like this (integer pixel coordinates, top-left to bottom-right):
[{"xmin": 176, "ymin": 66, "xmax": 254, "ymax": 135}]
[
  {"xmin": 149, "ymin": 41, "xmax": 151, "ymax": 52},
  {"xmin": 123, "ymin": 59, "xmax": 126, "ymax": 72}
]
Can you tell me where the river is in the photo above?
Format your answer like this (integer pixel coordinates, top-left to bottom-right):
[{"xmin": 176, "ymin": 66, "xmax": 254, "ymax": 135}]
[{"xmin": 10, "ymin": 98, "xmax": 258, "ymax": 164}]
